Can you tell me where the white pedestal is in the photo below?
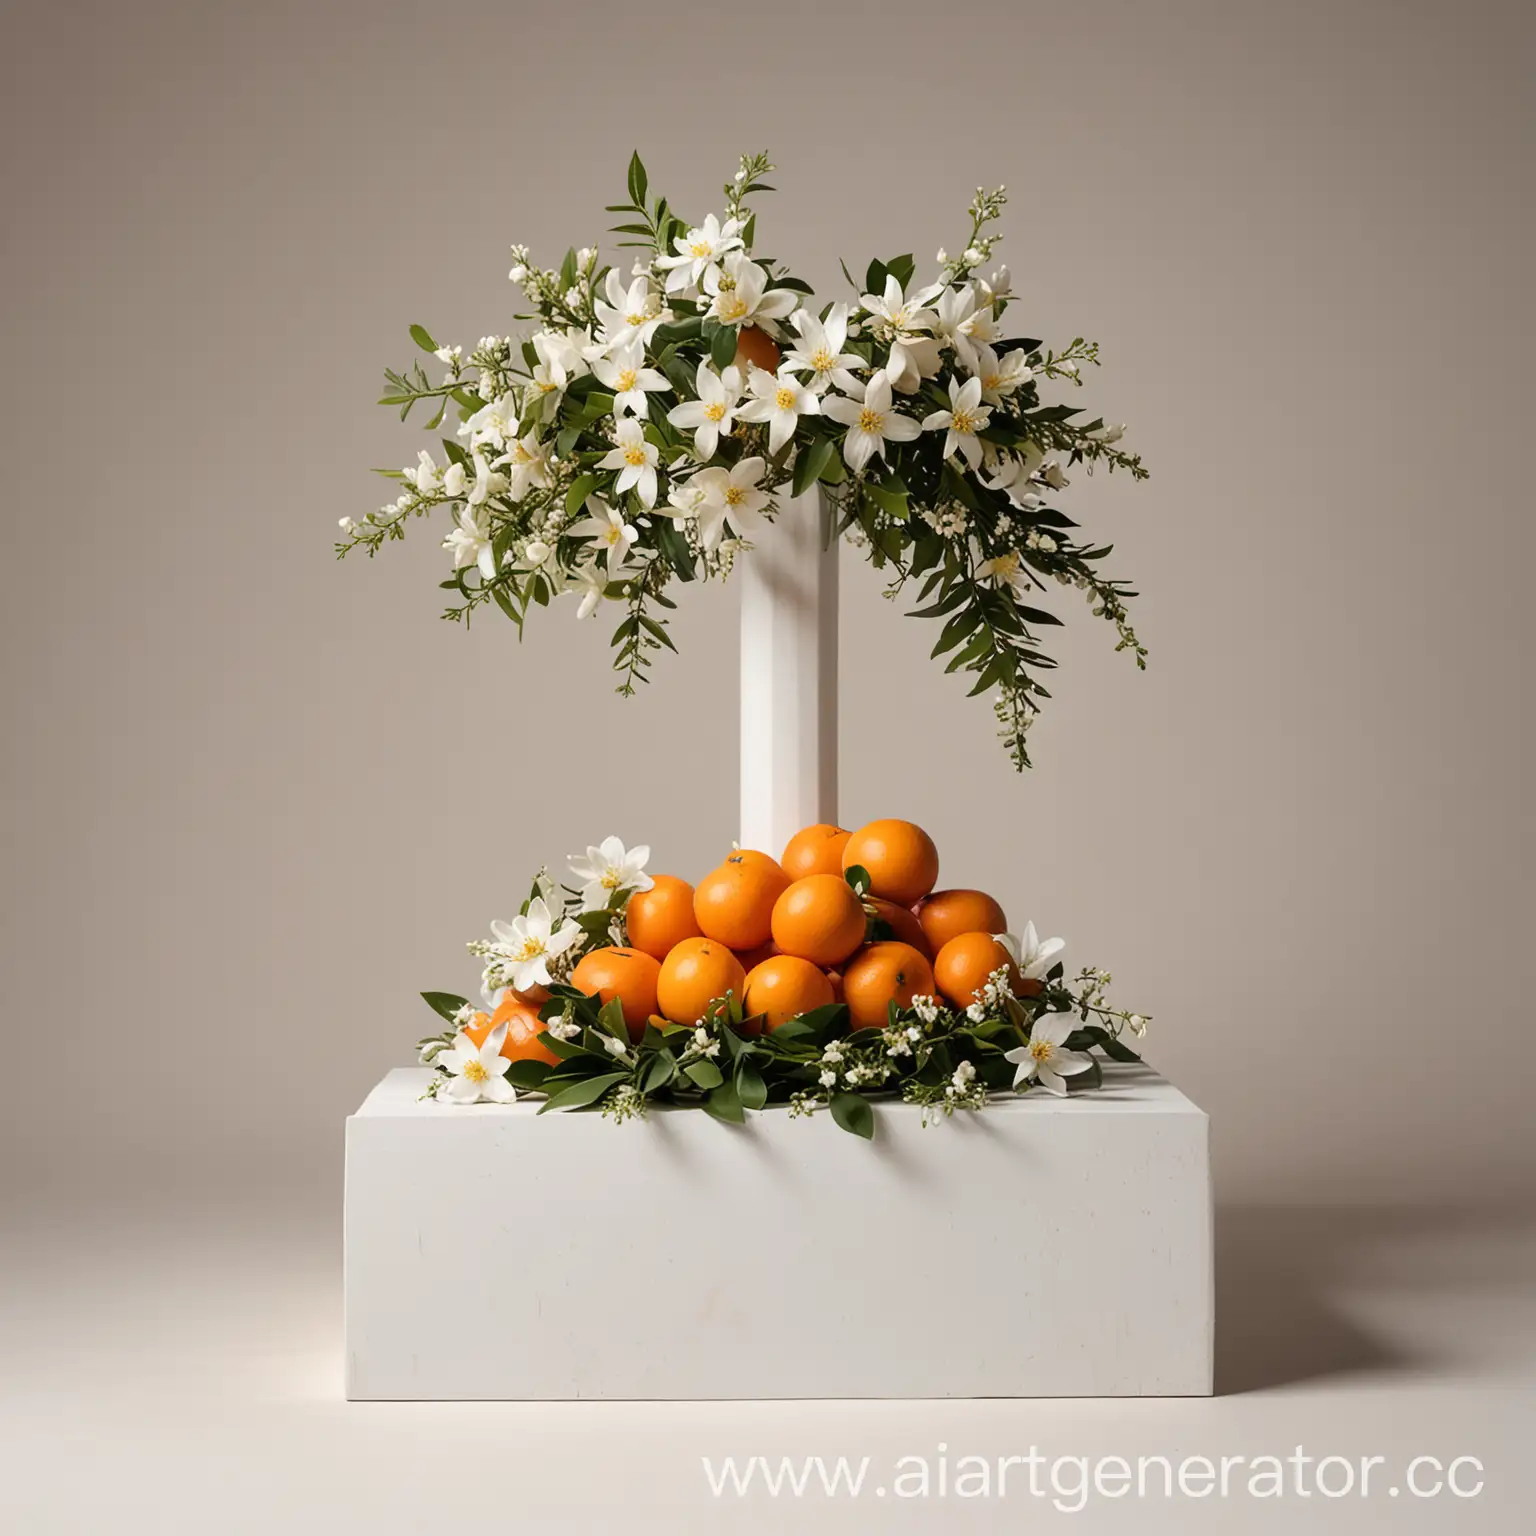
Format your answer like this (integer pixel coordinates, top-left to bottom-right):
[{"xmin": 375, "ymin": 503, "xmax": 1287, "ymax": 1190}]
[
  {"xmin": 738, "ymin": 485, "xmax": 839, "ymax": 852},
  {"xmin": 344, "ymin": 1063, "xmax": 1212, "ymax": 1400}
]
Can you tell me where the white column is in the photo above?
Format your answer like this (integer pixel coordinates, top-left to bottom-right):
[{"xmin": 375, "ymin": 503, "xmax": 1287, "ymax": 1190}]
[{"xmin": 739, "ymin": 485, "xmax": 839, "ymax": 855}]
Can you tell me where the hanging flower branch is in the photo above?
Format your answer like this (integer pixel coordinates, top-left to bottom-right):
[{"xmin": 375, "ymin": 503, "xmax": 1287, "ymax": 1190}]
[{"xmin": 342, "ymin": 152, "xmax": 1148, "ymax": 767}]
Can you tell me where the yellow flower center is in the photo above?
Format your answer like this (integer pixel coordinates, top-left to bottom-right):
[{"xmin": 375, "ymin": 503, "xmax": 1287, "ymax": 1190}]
[
  {"xmin": 600, "ymin": 868, "xmax": 623, "ymax": 888},
  {"xmin": 992, "ymin": 552, "xmax": 1020, "ymax": 580},
  {"xmin": 719, "ymin": 295, "xmax": 749, "ymax": 322},
  {"xmin": 890, "ymin": 306, "xmax": 909, "ymax": 328},
  {"xmin": 774, "ymin": 386, "xmax": 797, "ymax": 411},
  {"xmin": 537, "ymin": 379, "xmax": 557, "ymax": 393},
  {"xmin": 952, "ymin": 408, "xmax": 978, "ymax": 435},
  {"xmin": 626, "ymin": 312, "xmax": 647, "ymax": 327},
  {"xmin": 724, "ymin": 486, "xmax": 746, "ymax": 506},
  {"xmin": 515, "ymin": 937, "xmax": 546, "ymax": 961},
  {"xmin": 616, "ymin": 368, "xmax": 637, "ymax": 391},
  {"xmin": 810, "ymin": 348, "xmax": 836, "ymax": 372},
  {"xmin": 857, "ymin": 407, "xmax": 885, "ymax": 435},
  {"xmin": 603, "ymin": 526, "xmax": 622, "ymax": 545},
  {"xmin": 624, "ymin": 445, "xmax": 648, "ymax": 466},
  {"xmin": 981, "ymin": 373, "xmax": 1001, "ymax": 393},
  {"xmin": 704, "ymin": 402, "xmax": 726, "ymax": 422},
  {"xmin": 463, "ymin": 1058, "xmax": 490, "ymax": 1082},
  {"xmin": 690, "ymin": 240, "xmax": 711, "ymax": 257}
]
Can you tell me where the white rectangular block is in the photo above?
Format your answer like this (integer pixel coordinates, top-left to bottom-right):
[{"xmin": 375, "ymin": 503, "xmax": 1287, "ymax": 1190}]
[{"xmin": 345, "ymin": 1063, "xmax": 1211, "ymax": 1400}]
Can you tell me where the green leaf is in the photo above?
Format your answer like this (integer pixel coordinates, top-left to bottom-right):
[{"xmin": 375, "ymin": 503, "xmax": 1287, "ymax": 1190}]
[
  {"xmin": 710, "ymin": 323, "xmax": 738, "ymax": 372},
  {"xmin": 409, "ymin": 323, "xmax": 438, "ymax": 353},
  {"xmin": 538, "ymin": 1072, "xmax": 628, "ymax": 1113},
  {"xmin": 844, "ymin": 864, "xmax": 872, "ymax": 896},
  {"xmin": 422, "ymin": 991, "xmax": 469, "ymax": 1024},
  {"xmin": 565, "ymin": 473, "xmax": 599, "ymax": 516},
  {"xmin": 627, "ymin": 151, "xmax": 648, "ymax": 209},
  {"xmin": 640, "ymin": 1051, "xmax": 677, "ymax": 1093},
  {"xmin": 597, "ymin": 996, "xmax": 630, "ymax": 1043},
  {"xmin": 885, "ymin": 254, "xmax": 915, "ymax": 289},
  {"xmin": 864, "ymin": 482, "xmax": 909, "ymax": 520},
  {"xmin": 735, "ymin": 1058, "xmax": 768, "ymax": 1111},
  {"xmin": 830, "ymin": 1092, "xmax": 875, "ymax": 1139},
  {"xmin": 506, "ymin": 1060, "xmax": 553, "ymax": 1090},
  {"xmin": 702, "ymin": 1082, "xmax": 745, "ymax": 1124},
  {"xmin": 791, "ymin": 436, "xmax": 835, "ymax": 498},
  {"xmin": 685, "ymin": 1059, "xmax": 724, "ymax": 1090},
  {"xmin": 864, "ymin": 258, "xmax": 888, "ymax": 295}
]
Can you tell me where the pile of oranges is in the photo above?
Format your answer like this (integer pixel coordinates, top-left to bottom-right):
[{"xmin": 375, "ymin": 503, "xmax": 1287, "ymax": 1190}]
[{"xmin": 465, "ymin": 819, "xmax": 1025, "ymax": 1065}]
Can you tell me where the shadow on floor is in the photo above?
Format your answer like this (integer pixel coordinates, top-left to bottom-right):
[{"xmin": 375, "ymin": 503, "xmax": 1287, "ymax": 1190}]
[{"xmin": 1215, "ymin": 1201, "xmax": 1536, "ymax": 1395}]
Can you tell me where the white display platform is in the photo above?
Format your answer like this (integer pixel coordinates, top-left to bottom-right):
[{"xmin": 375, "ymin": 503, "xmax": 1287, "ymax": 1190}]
[{"xmin": 345, "ymin": 1062, "xmax": 1211, "ymax": 1400}]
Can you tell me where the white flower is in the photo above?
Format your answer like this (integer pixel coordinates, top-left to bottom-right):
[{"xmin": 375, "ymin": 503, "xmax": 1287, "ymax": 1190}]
[
  {"xmin": 593, "ymin": 340, "xmax": 671, "ymax": 419},
  {"xmin": 999, "ymin": 922, "xmax": 1067, "ymax": 981},
  {"xmin": 462, "ymin": 393, "xmax": 519, "ymax": 452},
  {"xmin": 655, "ymin": 213, "xmax": 745, "ymax": 294},
  {"xmin": 567, "ymin": 835, "xmax": 653, "ymax": 912},
  {"xmin": 819, "ymin": 1069, "xmax": 838, "ymax": 1088},
  {"xmin": 442, "ymin": 506, "xmax": 497, "ymax": 581},
  {"xmin": 488, "ymin": 897, "xmax": 580, "ymax": 993},
  {"xmin": 1003, "ymin": 1014, "xmax": 1092, "ymax": 1097},
  {"xmin": 499, "ymin": 432, "xmax": 553, "ymax": 502},
  {"xmin": 438, "ymin": 1023, "xmax": 517, "ymax": 1105},
  {"xmin": 781, "ymin": 304, "xmax": 861, "ymax": 394},
  {"xmin": 969, "ymin": 342, "xmax": 1033, "ymax": 406},
  {"xmin": 704, "ymin": 254, "xmax": 798, "ymax": 331},
  {"xmin": 406, "ymin": 449, "xmax": 441, "ymax": 494},
  {"xmin": 975, "ymin": 548, "xmax": 1032, "ymax": 598},
  {"xmin": 951, "ymin": 1060, "xmax": 977, "ymax": 1090},
  {"xmin": 594, "ymin": 270, "xmax": 667, "ymax": 352},
  {"xmin": 597, "ymin": 419, "xmax": 660, "ymax": 509},
  {"xmin": 1042, "ymin": 460, "xmax": 1070, "ymax": 490},
  {"xmin": 568, "ymin": 495, "xmax": 639, "ymax": 576},
  {"xmin": 737, "ymin": 367, "xmax": 820, "ymax": 454},
  {"xmin": 1128, "ymin": 1014, "xmax": 1147, "ymax": 1038},
  {"xmin": 602, "ymin": 1034, "xmax": 632, "ymax": 1061},
  {"xmin": 441, "ymin": 460, "xmax": 468, "ymax": 499},
  {"xmin": 571, "ymin": 559, "xmax": 610, "ymax": 620},
  {"xmin": 689, "ymin": 456, "xmax": 769, "ymax": 549},
  {"xmin": 467, "ymin": 446, "xmax": 507, "ymax": 507},
  {"xmin": 930, "ymin": 285, "xmax": 980, "ymax": 359},
  {"xmin": 434, "ymin": 344, "xmax": 463, "ymax": 370},
  {"xmin": 822, "ymin": 370, "xmax": 921, "ymax": 472},
  {"xmin": 859, "ymin": 274, "xmax": 944, "ymax": 392},
  {"xmin": 920, "ymin": 375, "xmax": 992, "ymax": 469},
  {"xmin": 666, "ymin": 361, "xmax": 743, "ymax": 459}
]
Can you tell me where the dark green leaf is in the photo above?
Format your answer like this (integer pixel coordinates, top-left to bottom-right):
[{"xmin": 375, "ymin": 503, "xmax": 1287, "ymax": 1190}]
[
  {"xmin": 685, "ymin": 1059, "xmax": 724, "ymax": 1090},
  {"xmin": 627, "ymin": 151, "xmax": 648, "ymax": 209},
  {"xmin": 409, "ymin": 323, "xmax": 438, "ymax": 353},
  {"xmin": 830, "ymin": 1092, "xmax": 875, "ymax": 1139},
  {"xmin": 791, "ymin": 436, "xmax": 835, "ymax": 498},
  {"xmin": 702, "ymin": 1082, "xmax": 745, "ymax": 1124},
  {"xmin": 538, "ymin": 1072, "xmax": 628, "ymax": 1113},
  {"xmin": 710, "ymin": 324, "xmax": 738, "ymax": 371},
  {"xmin": 735, "ymin": 1058, "xmax": 768, "ymax": 1111},
  {"xmin": 422, "ymin": 991, "xmax": 470, "ymax": 1024}
]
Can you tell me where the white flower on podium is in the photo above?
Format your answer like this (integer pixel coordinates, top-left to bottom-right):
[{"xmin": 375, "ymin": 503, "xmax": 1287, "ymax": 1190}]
[
  {"xmin": 859, "ymin": 273, "xmax": 944, "ymax": 392},
  {"xmin": 489, "ymin": 897, "xmax": 580, "ymax": 992},
  {"xmin": 439, "ymin": 1023, "xmax": 517, "ymax": 1105},
  {"xmin": 568, "ymin": 495, "xmax": 639, "ymax": 575},
  {"xmin": 594, "ymin": 270, "xmax": 667, "ymax": 352},
  {"xmin": 921, "ymin": 375, "xmax": 992, "ymax": 469},
  {"xmin": 666, "ymin": 360, "xmax": 743, "ymax": 459},
  {"xmin": 781, "ymin": 304, "xmax": 861, "ymax": 394},
  {"xmin": 1003, "ymin": 1014, "xmax": 1092, "ymax": 1097},
  {"xmin": 969, "ymin": 342, "xmax": 1033, "ymax": 407},
  {"xmin": 822, "ymin": 371, "xmax": 921, "ymax": 472},
  {"xmin": 999, "ymin": 921, "xmax": 1067, "ymax": 981},
  {"xmin": 737, "ymin": 368, "xmax": 820, "ymax": 454},
  {"xmin": 442, "ymin": 506, "xmax": 498, "ymax": 582},
  {"xmin": 593, "ymin": 340, "xmax": 671, "ymax": 419},
  {"xmin": 931, "ymin": 285, "xmax": 981, "ymax": 363},
  {"xmin": 597, "ymin": 420, "xmax": 660, "ymax": 509},
  {"xmin": 655, "ymin": 212, "xmax": 744, "ymax": 294},
  {"xmin": 704, "ymin": 254, "xmax": 798, "ymax": 331},
  {"xmin": 568, "ymin": 836, "xmax": 653, "ymax": 912},
  {"xmin": 500, "ymin": 432, "xmax": 553, "ymax": 502},
  {"xmin": 691, "ymin": 456, "xmax": 769, "ymax": 548}
]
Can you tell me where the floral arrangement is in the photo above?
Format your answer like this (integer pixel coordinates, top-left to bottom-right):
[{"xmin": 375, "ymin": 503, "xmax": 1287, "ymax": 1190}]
[
  {"xmin": 341, "ymin": 152, "xmax": 1148, "ymax": 768},
  {"xmin": 415, "ymin": 825, "xmax": 1147, "ymax": 1139}
]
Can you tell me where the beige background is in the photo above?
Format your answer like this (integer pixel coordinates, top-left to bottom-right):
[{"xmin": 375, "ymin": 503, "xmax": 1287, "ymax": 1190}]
[{"xmin": 2, "ymin": 1, "xmax": 1533, "ymax": 1531}]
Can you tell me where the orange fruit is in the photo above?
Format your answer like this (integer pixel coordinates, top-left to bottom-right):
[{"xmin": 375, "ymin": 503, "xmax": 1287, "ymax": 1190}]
[
  {"xmin": 656, "ymin": 937, "xmax": 748, "ymax": 1025},
  {"xmin": 693, "ymin": 850, "xmax": 791, "ymax": 949},
  {"xmin": 734, "ymin": 325, "xmax": 781, "ymax": 373},
  {"xmin": 571, "ymin": 946, "xmax": 663, "ymax": 1040},
  {"xmin": 625, "ymin": 874, "xmax": 703, "ymax": 961},
  {"xmin": 915, "ymin": 889, "xmax": 1008, "ymax": 954},
  {"xmin": 933, "ymin": 932, "xmax": 1020, "ymax": 1009},
  {"xmin": 464, "ymin": 997, "xmax": 560, "ymax": 1066},
  {"xmin": 842, "ymin": 819, "xmax": 939, "ymax": 906},
  {"xmin": 866, "ymin": 897, "xmax": 931, "ymax": 958},
  {"xmin": 781, "ymin": 823, "xmax": 852, "ymax": 880},
  {"xmin": 842, "ymin": 942, "xmax": 935, "ymax": 1029},
  {"xmin": 770, "ymin": 873, "xmax": 867, "ymax": 967},
  {"xmin": 744, "ymin": 955, "xmax": 835, "ymax": 1031},
  {"xmin": 733, "ymin": 940, "xmax": 781, "ymax": 972}
]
